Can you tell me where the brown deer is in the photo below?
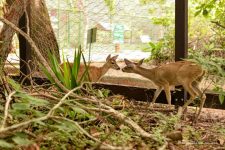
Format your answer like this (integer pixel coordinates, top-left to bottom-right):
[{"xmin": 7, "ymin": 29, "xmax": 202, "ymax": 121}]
[
  {"xmin": 61, "ymin": 54, "xmax": 120, "ymax": 82},
  {"xmin": 122, "ymin": 58, "xmax": 206, "ymax": 121}
]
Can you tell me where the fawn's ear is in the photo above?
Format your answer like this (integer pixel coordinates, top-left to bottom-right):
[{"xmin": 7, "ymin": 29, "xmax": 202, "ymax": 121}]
[
  {"xmin": 111, "ymin": 55, "xmax": 119, "ymax": 60},
  {"xmin": 137, "ymin": 58, "xmax": 144, "ymax": 66},
  {"xmin": 106, "ymin": 54, "xmax": 111, "ymax": 61},
  {"xmin": 124, "ymin": 59, "xmax": 133, "ymax": 66}
]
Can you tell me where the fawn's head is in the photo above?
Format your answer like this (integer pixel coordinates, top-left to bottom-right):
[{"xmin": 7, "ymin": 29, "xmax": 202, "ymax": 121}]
[
  {"xmin": 122, "ymin": 58, "xmax": 144, "ymax": 73},
  {"xmin": 105, "ymin": 54, "xmax": 120, "ymax": 70}
]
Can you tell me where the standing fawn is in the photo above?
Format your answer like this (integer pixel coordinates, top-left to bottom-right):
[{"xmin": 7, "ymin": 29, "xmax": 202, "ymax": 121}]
[
  {"xmin": 122, "ymin": 58, "xmax": 206, "ymax": 121},
  {"xmin": 61, "ymin": 54, "xmax": 120, "ymax": 82}
]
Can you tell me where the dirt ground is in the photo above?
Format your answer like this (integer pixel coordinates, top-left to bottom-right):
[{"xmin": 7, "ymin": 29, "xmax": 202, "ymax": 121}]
[{"xmin": 122, "ymin": 100, "xmax": 225, "ymax": 150}]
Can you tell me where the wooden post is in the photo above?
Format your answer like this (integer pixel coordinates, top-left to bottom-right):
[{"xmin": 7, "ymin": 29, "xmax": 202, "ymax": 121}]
[{"xmin": 175, "ymin": 0, "xmax": 188, "ymax": 106}]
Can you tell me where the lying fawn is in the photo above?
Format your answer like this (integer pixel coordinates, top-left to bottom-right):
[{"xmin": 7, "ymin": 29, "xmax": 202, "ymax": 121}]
[
  {"xmin": 61, "ymin": 54, "xmax": 120, "ymax": 82},
  {"xmin": 122, "ymin": 59, "xmax": 206, "ymax": 120}
]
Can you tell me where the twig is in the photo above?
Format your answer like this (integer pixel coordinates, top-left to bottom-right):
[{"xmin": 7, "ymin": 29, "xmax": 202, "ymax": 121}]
[
  {"xmin": 24, "ymin": 130, "xmax": 37, "ymax": 138},
  {"xmin": 29, "ymin": 93, "xmax": 59, "ymax": 102},
  {"xmin": 1, "ymin": 91, "xmax": 16, "ymax": 129},
  {"xmin": 79, "ymin": 118, "xmax": 98, "ymax": 125},
  {"xmin": 1, "ymin": 75, "xmax": 12, "ymax": 94},
  {"xmin": 6, "ymin": 58, "xmax": 37, "ymax": 88},
  {"xmin": 20, "ymin": 60, "xmax": 36, "ymax": 89}
]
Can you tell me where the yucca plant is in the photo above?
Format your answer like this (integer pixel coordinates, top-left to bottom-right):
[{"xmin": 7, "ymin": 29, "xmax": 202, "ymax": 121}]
[{"xmin": 41, "ymin": 46, "xmax": 90, "ymax": 90}]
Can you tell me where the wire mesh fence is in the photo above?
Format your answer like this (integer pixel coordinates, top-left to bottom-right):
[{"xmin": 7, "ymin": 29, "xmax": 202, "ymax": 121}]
[
  {"xmin": 46, "ymin": 0, "xmax": 170, "ymax": 62},
  {"xmin": 4, "ymin": 0, "xmax": 174, "ymax": 65}
]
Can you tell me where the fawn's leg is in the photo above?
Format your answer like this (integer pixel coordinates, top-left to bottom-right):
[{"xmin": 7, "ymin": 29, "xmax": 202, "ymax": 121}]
[
  {"xmin": 192, "ymin": 82, "xmax": 206, "ymax": 122},
  {"xmin": 151, "ymin": 86, "xmax": 163, "ymax": 104},
  {"xmin": 194, "ymin": 95, "xmax": 206, "ymax": 123},
  {"xmin": 178, "ymin": 81, "xmax": 198, "ymax": 117},
  {"xmin": 164, "ymin": 84, "xmax": 171, "ymax": 105},
  {"xmin": 182, "ymin": 82, "xmax": 198, "ymax": 108}
]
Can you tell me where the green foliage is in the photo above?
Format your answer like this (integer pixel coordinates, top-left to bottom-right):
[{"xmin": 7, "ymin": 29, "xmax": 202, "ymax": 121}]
[
  {"xmin": 214, "ymin": 86, "xmax": 225, "ymax": 104},
  {"xmin": 194, "ymin": 0, "xmax": 216, "ymax": 17},
  {"xmin": 9, "ymin": 93, "xmax": 49, "ymax": 120},
  {"xmin": 104, "ymin": 0, "xmax": 115, "ymax": 15},
  {"xmin": 106, "ymin": 125, "xmax": 134, "ymax": 146},
  {"xmin": 213, "ymin": 124, "xmax": 225, "ymax": 135},
  {"xmin": 58, "ymin": 101, "xmax": 94, "ymax": 121},
  {"xmin": 139, "ymin": 0, "xmax": 166, "ymax": 5},
  {"xmin": 7, "ymin": 78, "xmax": 22, "ymax": 91},
  {"xmin": 144, "ymin": 41, "xmax": 164, "ymax": 61},
  {"xmin": 151, "ymin": 17, "xmax": 172, "ymax": 27},
  {"xmin": 193, "ymin": 0, "xmax": 225, "ymax": 48},
  {"xmin": 183, "ymin": 126, "xmax": 203, "ymax": 144},
  {"xmin": 153, "ymin": 112, "xmax": 179, "ymax": 132},
  {"xmin": 143, "ymin": 37, "xmax": 174, "ymax": 63},
  {"xmin": 151, "ymin": 112, "xmax": 179, "ymax": 145},
  {"xmin": 189, "ymin": 49, "xmax": 225, "ymax": 104},
  {"xmin": 0, "ymin": 140, "xmax": 15, "ymax": 149},
  {"xmin": 41, "ymin": 46, "xmax": 90, "ymax": 90},
  {"xmin": 96, "ymin": 88, "xmax": 110, "ymax": 98},
  {"xmin": 0, "ymin": 78, "xmax": 96, "ymax": 149},
  {"xmin": 12, "ymin": 135, "xmax": 33, "ymax": 146}
]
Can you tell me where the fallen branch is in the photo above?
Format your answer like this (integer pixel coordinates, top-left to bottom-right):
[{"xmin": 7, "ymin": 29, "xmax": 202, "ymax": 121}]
[
  {"xmin": 101, "ymin": 103, "xmax": 156, "ymax": 140},
  {"xmin": 73, "ymin": 96, "xmax": 157, "ymax": 141}
]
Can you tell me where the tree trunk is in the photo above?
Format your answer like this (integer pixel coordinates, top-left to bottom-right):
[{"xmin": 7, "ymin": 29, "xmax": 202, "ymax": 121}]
[
  {"xmin": 0, "ymin": 0, "xmax": 28, "ymax": 72},
  {"xmin": 28, "ymin": 0, "xmax": 60, "ymax": 64},
  {"xmin": 0, "ymin": 0, "xmax": 60, "ymax": 76}
]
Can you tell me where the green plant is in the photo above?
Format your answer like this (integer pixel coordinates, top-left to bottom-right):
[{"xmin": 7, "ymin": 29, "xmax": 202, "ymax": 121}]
[
  {"xmin": 213, "ymin": 86, "xmax": 225, "ymax": 104},
  {"xmin": 153, "ymin": 112, "xmax": 179, "ymax": 132},
  {"xmin": 183, "ymin": 126, "xmax": 203, "ymax": 144},
  {"xmin": 0, "ymin": 78, "xmax": 96, "ymax": 149},
  {"xmin": 151, "ymin": 112, "xmax": 179, "ymax": 145},
  {"xmin": 96, "ymin": 88, "xmax": 110, "ymax": 98},
  {"xmin": 189, "ymin": 49, "xmax": 225, "ymax": 104},
  {"xmin": 144, "ymin": 41, "xmax": 169, "ymax": 62},
  {"xmin": 41, "ymin": 46, "xmax": 90, "ymax": 90},
  {"xmin": 193, "ymin": 0, "xmax": 225, "ymax": 48}
]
